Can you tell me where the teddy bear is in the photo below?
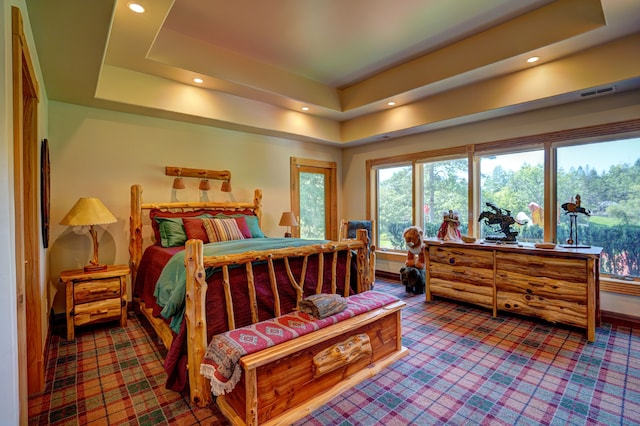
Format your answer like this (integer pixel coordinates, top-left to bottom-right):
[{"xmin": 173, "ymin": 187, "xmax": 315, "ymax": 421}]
[
  {"xmin": 400, "ymin": 265, "xmax": 425, "ymax": 294},
  {"xmin": 403, "ymin": 226, "xmax": 425, "ymax": 269}
]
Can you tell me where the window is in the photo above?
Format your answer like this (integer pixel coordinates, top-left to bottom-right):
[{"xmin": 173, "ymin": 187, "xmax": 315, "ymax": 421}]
[
  {"xmin": 299, "ymin": 171, "xmax": 327, "ymax": 239},
  {"xmin": 556, "ymin": 138, "xmax": 640, "ymax": 278},
  {"xmin": 479, "ymin": 150, "xmax": 544, "ymax": 243},
  {"xmin": 422, "ymin": 158, "xmax": 469, "ymax": 237},
  {"xmin": 377, "ymin": 165, "xmax": 412, "ymax": 250},
  {"xmin": 368, "ymin": 121, "xmax": 640, "ymax": 280},
  {"xmin": 290, "ymin": 157, "xmax": 337, "ymax": 240}
]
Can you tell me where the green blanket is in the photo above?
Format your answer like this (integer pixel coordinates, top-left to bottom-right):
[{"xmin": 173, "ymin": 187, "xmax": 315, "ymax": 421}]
[{"xmin": 154, "ymin": 238, "xmax": 328, "ymax": 334}]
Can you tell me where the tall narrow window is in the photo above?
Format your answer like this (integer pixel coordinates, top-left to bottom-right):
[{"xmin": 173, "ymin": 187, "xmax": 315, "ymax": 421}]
[
  {"xmin": 291, "ymin": 158, "xmax": 337, "ymax": 240},
  {"xmin": 556, "ymin": 138, "xmax": 640, "ymax": 278},
  {"xmin": 299, "ymin": 171, "xmax": 327, "ymax": 239},
  {"xmin": 422, "ymin": 158, "xmax": 469, "ymax": 237},
  {"xmin": 479, "ymin": 150, "xmax": 544, "ymax": 242},
  {"xmin": 377, "ymin": 165, "xmax": 412, "ymax": 250}
]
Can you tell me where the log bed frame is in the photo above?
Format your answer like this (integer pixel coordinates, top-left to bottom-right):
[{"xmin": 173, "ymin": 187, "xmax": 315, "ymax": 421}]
[{"xmin": 128, "ymin": 184, "xmax": 386, "ymax": 413}]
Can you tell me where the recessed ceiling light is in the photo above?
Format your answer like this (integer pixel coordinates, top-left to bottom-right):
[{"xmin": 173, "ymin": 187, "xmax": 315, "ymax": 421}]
[
  {"xmin": 128, "ymin": 3, "xmax": 145, "ymax": 13},
  {"xmin": 527, "ymin": 56, "xmax": 540, "ymax": 63},
  {"xmin": 301, "ymin": 107, "xmax": 310, "ymax": 111},
  {"xmin": 193, "ymin": 78, "xmax": 203, "ymax": 84},
  {"xmin": 387, "ymin": 101, "xmax": 396, "ymax": 106}
]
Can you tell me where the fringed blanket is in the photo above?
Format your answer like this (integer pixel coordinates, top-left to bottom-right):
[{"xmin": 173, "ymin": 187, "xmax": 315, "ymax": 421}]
[{"xmin": 200, "ymin": 290, "xmax": 399, "ymax": 396}]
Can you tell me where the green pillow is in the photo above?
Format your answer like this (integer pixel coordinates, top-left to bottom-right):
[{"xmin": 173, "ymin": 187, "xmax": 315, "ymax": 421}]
[
  {"xmin": 155, "ymin": 214, "xmax": 213, "ymax": 247},
  {"xmin": 215, "ymin": 214, "xmax": 265, "ymax": 238},
  {"xmin": 155, "ymin": 217, "xmax": 186, "ymax": 247}
]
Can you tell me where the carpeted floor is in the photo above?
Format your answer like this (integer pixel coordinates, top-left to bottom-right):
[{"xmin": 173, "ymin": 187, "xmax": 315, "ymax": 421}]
[{"xmin": 29, "ymin": 279, "xmax": 640, "ymax": 425}]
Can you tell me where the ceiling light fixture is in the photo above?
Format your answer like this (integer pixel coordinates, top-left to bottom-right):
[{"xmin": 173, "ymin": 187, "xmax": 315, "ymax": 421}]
[
  {"xmin": 387, "ymin": 101, "xmax": 396, "ymax": 106},
  {"xmin": 193, "ymin": 78, "xmax": 203, "ymax": 84},
  {"xmin": 527, "ymin": 56, "xmax": 540, "ymax": 63},
  {"xmin": 301, "ymin": 107, "xmax": 309, "ymax": 111},
  {"xmin": 127, "ymin": 3, "xmax": 145, "ymax": 13}
]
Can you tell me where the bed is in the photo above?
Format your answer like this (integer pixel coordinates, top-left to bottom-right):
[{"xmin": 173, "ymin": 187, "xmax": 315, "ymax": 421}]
[{"xmin": 128, "ymin": 184, "xmax": 383, "ymax": 410}]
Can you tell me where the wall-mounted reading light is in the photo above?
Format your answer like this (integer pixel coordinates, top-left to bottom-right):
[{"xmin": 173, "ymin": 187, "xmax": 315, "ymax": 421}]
[{"xmin": 165, "ymin": 166, "xmax": 232, "ymax": 192}]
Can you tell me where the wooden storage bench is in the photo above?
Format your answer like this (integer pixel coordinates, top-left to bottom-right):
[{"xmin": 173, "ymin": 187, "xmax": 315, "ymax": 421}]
[{"xmin": 202, "ymin": 292, "xmax": 408, "ymax": 426}]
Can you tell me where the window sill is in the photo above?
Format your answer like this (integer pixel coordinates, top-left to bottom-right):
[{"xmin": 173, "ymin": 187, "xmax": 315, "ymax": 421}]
[{"xmin": 601, "ymin": 278, "xmax": 640, "ymax": 297}]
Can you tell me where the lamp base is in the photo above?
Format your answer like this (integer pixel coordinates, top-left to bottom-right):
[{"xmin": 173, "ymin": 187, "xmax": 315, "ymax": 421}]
[
  {"xmin": 284, "ymin": 232, "xmax": 292, "ymax": 238},
  {"xmin": 84, "ymin": 264, "xmax": 108, "ymax": 272}
]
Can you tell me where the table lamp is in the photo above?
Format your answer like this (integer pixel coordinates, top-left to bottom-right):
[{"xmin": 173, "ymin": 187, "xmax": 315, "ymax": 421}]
[
  {"xmin": 60, "ymin": 197, "xmax": 117, "ymax": 272},
  {"xmin": 278, "ymin": 212, "xmax": 298, "ymax": 238}
]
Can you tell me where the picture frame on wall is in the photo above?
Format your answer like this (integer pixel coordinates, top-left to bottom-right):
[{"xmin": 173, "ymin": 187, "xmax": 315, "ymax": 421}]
[{"xmin": 41, "ymin": 138, "xmax": 50, "ymax": 248}]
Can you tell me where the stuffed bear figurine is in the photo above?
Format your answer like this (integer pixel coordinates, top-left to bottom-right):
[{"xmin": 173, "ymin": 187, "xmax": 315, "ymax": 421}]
[
  {"xmin": 403, "ymin": 226, "xmax": 425, "ymax": 269},
  {"xmin": 400, "ymin": 266, "xmax": 425, "ymax": 294}
]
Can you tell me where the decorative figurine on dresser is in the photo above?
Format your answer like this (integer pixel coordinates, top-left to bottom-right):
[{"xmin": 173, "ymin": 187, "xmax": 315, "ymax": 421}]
[
  {"xmin": 478, "ymin": 202, "xmax": 526, "ymax": 243},
  {"xmin": 560, "ymin": 193, "xmax": 591, "ymax": 248},
  {"xmin": 437, "ymin": 209, "xmax": 462, "ymax": 241},
  {"xmin": 400, "ymin": 226, "xmax": 426, "ymax": 294}
]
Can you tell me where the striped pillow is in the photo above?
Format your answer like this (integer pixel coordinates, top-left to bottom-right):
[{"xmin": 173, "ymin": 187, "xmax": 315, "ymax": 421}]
[{"xmin": 202, "ymin": 218, "xmax": 246, "ymax": 242}]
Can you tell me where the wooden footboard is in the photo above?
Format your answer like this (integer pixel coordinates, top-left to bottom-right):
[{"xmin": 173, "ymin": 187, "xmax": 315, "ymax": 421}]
[{"xmin": 184, "ymin": 231, "xmax": 373, "ymax": 407}]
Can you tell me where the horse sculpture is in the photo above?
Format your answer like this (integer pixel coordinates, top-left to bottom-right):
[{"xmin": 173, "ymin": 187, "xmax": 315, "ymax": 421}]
[
  {"xmin": 478, "ymin": 202, "xmax": 526, "ymax": 242},
  {"xmin": 561, "ymin": 194, "xmax": 591, "ymax": 247},
  {"xmin": 561, "ymin": 194, "xmax": 591, "ymax": 216}
]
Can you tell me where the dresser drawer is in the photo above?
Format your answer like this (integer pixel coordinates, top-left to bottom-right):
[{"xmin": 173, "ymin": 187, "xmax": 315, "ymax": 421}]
[
  {"xmin": 495, "ymin": 252, "xmax": 586, "ymax": 282},
  {"xmin": 428, "ymin": 246, "xmax": 494, "ymax": 269},
  {"xmin": 73, "ymin": 298, "xmax": 123, "ymax": 327},
  {"xmin": 74, "ymin": 277, "xmax": 121, "ymax": 304}
]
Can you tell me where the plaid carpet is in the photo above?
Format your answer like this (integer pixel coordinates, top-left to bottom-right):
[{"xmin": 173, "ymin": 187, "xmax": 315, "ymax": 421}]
[{"xmin": 29, "ymin": 279, "xmax": 640, "ymax": 425}]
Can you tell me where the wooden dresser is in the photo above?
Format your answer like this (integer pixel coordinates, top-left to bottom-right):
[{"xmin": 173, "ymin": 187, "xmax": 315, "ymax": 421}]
[{"xmin": 424, "ymin": 239, "xmax": 602, "ymax": 341}]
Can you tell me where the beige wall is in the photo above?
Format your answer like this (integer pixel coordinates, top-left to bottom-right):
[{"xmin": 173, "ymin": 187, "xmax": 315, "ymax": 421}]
[
  {"xmin": 47, "ymin": 101, "xmax": 343, "ymax": 312},
  {"xmin": 342, "ymin": 88, "xmax": 640, "ymax": 315},
  {"xmin": 48, "ymin": 90, "xmax": 640, "ymax": 315}
]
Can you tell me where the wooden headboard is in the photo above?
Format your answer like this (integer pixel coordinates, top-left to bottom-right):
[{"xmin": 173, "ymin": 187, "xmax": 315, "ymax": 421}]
[{"xmin": 128, "ymin": 184, "xmax": 263, "ymax": 286}]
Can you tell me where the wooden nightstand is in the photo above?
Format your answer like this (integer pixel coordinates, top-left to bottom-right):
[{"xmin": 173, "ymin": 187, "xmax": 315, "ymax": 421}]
[{"xmin": 61, "ymin": 264, "xmax": 130, "ymax": 340}]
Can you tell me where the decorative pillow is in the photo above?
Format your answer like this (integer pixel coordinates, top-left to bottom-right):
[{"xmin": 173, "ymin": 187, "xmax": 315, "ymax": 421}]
[
  {"xmin": 215, "ymin": 214, "xmax": 266, "ymax": 238},
  {"xmin": 232, "ymin": 216, "xmax": 253, "ymax": 239},
  {"xmin": 184, "ymin": 216, "xmax": 252, "ymax": 242},
  {"xmin": 243, "ymin": 215, "xmax": 266, "ymax": 238},
  {"xmin": 183, "ymin": 218, "xmax": 209, "ymax": 242},
  {"xmin": 150, "ymin": 209, "xmax": 214, "ymax": 242},
  {"xmin": 155, "ymin": 217, "xmax": 188, "ymax": 247},
  {"xmin": 202, "ymin": 218, "xmax": 246, "ymax": 242}
]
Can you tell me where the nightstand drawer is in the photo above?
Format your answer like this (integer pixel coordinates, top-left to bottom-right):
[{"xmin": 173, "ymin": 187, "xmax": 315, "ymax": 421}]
[
  {"xmin": 73, "ymin": 298, "xmax": 123, "ymax": 327},
  {"xmin": 74, "ymin": 277, "xmax": 121, "ymax": 304}
]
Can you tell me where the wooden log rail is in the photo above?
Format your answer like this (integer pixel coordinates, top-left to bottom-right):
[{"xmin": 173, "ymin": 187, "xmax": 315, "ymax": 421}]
[{"xmin": 184, "ymin": 229, "xmax": 371, "ymax": 407}]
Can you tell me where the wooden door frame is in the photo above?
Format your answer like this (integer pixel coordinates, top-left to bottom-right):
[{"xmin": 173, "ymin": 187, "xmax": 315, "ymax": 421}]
[
  {"xmin": 12, "ymin": 7, "xmax": 43, "ymax": 422},
  {"xmin": 290, "ymin": 158, "xmax": 337, "ymax": 240}
]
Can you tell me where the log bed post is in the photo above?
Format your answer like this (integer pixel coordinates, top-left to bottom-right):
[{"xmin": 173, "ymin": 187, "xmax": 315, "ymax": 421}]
[
  {"xmin": 129, "ymin": 184, "xmax": 143, "ymax": 287},
  {"xmin": 356, "ymin": 229, "xmax": 371, "ymax": 292},
  {"xmin": 184, "ymin": 239, "xmax": 211, "ymax": 407}
]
